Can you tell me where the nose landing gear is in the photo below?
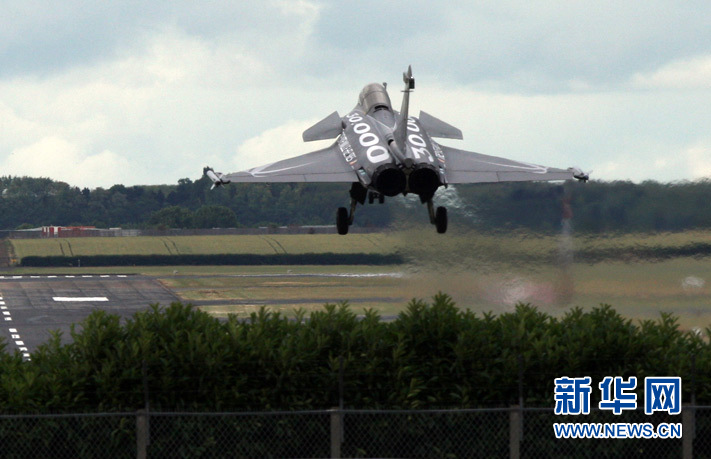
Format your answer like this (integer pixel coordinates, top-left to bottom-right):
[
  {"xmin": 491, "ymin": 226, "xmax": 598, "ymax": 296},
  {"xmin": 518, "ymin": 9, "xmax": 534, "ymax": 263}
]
[{"xmin": 368, "ymin": 191, "xmax": 385, "ymax": 204}]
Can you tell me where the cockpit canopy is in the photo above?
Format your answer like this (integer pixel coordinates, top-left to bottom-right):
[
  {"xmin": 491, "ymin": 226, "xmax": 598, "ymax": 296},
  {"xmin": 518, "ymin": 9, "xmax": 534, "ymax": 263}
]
[{"xmin": 358, "ymin": 83, "xmax": 392, "ymax": 114}]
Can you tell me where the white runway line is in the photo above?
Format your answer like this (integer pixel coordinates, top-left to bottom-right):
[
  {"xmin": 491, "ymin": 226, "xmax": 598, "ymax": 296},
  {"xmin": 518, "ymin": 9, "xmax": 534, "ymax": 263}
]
[
  {"xmin": 1, "ymin": 300, "xmax": 30, "ymax": 360},
  {"xmin": 53, "ymin": 297, "xmax": 109, "ymax": 302},
  {"xmin": 0, "ymin": 275, "xmax": 127, "ymax": 280}
]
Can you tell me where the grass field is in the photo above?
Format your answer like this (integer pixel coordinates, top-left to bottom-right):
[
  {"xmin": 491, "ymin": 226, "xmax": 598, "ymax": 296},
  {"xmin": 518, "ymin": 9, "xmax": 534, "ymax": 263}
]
[
  {"xmin": 6, "ymin": 230, "xmax": 711, "ymax": 330},
  {"xmin": 10, "ymin": 234, "xmax": 394, "ymax": 258},
  {"xmin": 12, "ymin": 229, "xmax": 711, "ymax": 261}
]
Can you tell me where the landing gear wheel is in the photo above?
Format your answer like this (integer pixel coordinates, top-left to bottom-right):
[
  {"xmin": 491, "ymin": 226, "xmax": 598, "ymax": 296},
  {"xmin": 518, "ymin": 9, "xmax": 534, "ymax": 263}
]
[
  {"xmin": 368, "ymin": 192, "xmax": 375, "ymax": 204},
  {"xmin": 435, "ymin": 206, "xmax": 447, "ymax": 234},
  {"xmin": 336, "ymin": 207, "xmax": 349, "ymax": 235},
  {"xmin": 378, "ymin": 194, "xmax": 385, "ymax": 204}
]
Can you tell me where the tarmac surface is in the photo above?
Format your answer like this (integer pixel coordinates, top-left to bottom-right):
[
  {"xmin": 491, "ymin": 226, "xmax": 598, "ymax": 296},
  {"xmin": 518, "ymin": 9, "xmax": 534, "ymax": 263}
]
[
  {"xmin": 0, "ymin": 273, "xmax": 404, "ymax": 359},
  {"xmin": 0, "ymin": 275, "xmax": 179, "ymax": 358}
]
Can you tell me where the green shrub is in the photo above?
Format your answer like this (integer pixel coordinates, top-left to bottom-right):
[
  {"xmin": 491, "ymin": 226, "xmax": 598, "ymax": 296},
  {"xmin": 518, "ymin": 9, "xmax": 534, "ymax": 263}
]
[{"xmin": 0, "ymin": 297, "xmax": 707, "ymax": 413}]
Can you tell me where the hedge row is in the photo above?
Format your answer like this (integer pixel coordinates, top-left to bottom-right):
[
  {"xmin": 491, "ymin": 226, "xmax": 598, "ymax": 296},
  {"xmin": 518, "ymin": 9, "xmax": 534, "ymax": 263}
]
[
  {"xmin": 577, "ymin": 242, "xmax": 711, "ymax": 263},
  {"xmin": 19, "ymin": 253, "xmax": 404, "ymax": 267},
  {"xmin": 0, "ymin": 295, "xmax": 707, "ymax": 414}
]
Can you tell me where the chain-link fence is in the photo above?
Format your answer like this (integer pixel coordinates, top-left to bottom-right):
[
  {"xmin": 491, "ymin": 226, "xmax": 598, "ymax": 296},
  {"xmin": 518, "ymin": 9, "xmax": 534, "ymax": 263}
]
[{"xmin": 0, "ymin": 407, "xmax": 705, "ymax": 458}]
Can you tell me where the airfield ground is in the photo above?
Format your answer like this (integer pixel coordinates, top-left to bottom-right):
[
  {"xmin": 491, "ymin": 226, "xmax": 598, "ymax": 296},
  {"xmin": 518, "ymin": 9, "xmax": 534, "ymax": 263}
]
[{"xmin": 2, "ymin": 230, "xmax": 711, "ymax": 355}]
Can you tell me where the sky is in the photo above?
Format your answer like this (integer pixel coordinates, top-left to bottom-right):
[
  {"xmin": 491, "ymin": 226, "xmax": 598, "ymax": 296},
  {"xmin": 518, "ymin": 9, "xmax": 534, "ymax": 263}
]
[{"xmin": 2, "ymin": 1, "xmax": 711, "ymax": 188}]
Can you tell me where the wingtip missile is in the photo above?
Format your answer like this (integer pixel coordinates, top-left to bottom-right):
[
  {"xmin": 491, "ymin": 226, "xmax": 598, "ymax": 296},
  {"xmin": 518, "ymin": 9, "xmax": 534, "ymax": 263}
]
[
  {"xmin": 204, "ymin": 167, "xmax": 230, "ymax": 189},
  {"xmin": 570, "ymin": 167, "xmax": 591, "ymax": 182}
]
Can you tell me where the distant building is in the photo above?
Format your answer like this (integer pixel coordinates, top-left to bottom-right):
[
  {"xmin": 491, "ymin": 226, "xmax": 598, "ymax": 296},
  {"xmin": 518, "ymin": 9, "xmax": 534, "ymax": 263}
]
[{"xmin": 42, "ymin": 226, "xmax": 97, "ymax": 238}]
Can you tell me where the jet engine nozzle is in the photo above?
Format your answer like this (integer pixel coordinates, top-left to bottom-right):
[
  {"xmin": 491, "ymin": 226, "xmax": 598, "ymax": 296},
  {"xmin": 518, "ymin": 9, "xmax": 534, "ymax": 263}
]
[
  {"xmin": 372, "ymin": 164, "xmax": 406, "ymax": 197},
  {"xmin": 408, "ymin": 164, "xmax": 441, "ymax": 201}
]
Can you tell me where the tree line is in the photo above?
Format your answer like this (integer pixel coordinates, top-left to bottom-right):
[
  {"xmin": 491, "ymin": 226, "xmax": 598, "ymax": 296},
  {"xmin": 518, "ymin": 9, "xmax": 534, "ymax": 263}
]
[{"xmin": 3, "ymin": 174, "xmax": 711, "ymax": 232}]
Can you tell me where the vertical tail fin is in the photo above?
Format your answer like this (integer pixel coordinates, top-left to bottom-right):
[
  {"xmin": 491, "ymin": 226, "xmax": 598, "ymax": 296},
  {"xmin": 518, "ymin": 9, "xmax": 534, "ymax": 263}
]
[{"xmin": 394, "ymin": 65, "xmax": 415, "ymax": 150}]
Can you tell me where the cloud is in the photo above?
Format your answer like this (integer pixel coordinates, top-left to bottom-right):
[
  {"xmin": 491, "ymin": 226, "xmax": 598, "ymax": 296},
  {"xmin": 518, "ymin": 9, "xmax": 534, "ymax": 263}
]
[
  {"xmin": 234, "ymin": 119, "xmax": 332, "ymax": 171},
  {"xmin": 2, "ymin": 137, "xmax": 131, "ymax": 188},
  {"xmin": 632, "ymin": 55, "xmax": 711, "ymax": 90},
  {"xmin": 2, "ymin": 2, "xmax": 711, "ymax": 188},
  {"xmin": 683, "ymin": 143, "xmax": 711, "ymax": 179}
]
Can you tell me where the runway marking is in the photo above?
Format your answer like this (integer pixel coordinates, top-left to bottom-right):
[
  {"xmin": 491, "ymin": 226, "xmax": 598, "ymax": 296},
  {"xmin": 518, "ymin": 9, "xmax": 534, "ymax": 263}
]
[
  {"xmin": 0, "ymin": 298, "xmax": 30, "ymax": 360},
  {"xmin": 53, "ymin": 297, "xmax": 109, "ymax": 302}
]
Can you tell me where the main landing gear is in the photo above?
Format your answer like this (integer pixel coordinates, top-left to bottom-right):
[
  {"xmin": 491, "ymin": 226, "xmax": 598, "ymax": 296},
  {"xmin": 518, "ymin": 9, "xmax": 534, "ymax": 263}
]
[
  {"xmin": 427, "ymin": 199, "xmax": 448, "ymax": 234},
  {"xmin": 336, "ymin": 207, "xmax": 350, "ymax": 235},
  {"xmin": 337, "ymin": 183, "xmax": 367, "ymax": 235},
  {"xmin": 336, "ymin": 183, "xmax": 448, "ymax": 235}
]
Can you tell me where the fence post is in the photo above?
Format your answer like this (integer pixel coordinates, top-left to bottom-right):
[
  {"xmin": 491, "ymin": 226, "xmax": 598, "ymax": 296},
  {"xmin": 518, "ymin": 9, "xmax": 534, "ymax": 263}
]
[
  {"xmin": 136, "ymin": 409, "xmax": 149, "ymax": 459},
  {"xmin": 509, "ymin": 405, "xmax": 521, "ymax": 459},
  {"xmin": 330, "ymin": 408, "xmax": 343, "ymax": 459},
  {"xmin": 682, "ymin": 405, "xmax": 694, "ymax": 459}
]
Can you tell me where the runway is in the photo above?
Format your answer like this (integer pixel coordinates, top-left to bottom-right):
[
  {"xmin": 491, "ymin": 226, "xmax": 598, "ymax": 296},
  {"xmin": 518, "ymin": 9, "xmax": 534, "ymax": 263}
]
[
  {"xmin": 0, "ymin": 273, "xmax": 405, "ymax": 359},
  {"xmin": 0, "ymin": 275, "xmax": 179, "ymax": 358}
]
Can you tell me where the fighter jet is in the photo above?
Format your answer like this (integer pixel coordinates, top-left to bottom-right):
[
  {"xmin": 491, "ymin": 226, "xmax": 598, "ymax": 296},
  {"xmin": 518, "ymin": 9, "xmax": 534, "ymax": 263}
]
[{"xmin": 205, "ymin": 67, "xmax": 588, "ymax": 234}]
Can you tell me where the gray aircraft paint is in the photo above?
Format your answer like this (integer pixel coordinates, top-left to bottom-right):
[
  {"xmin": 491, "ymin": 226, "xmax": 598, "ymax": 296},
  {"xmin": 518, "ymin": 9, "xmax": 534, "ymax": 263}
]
[{"xmin": 205, "ymin": 67, "xmax": 588, "ymax": 233}]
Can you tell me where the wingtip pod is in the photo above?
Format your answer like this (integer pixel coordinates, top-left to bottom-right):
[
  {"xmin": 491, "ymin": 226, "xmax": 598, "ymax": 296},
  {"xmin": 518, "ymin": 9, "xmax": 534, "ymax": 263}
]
[{"xmin": 204, "ymin": 167, "xmax": 230, "ymax": 189}]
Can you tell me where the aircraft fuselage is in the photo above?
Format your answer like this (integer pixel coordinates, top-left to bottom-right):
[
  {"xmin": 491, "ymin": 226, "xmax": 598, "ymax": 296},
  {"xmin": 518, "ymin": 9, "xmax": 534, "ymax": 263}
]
[{"xmin": 339, "ymin": 83, "xmax": 445, "ymax": 202}]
